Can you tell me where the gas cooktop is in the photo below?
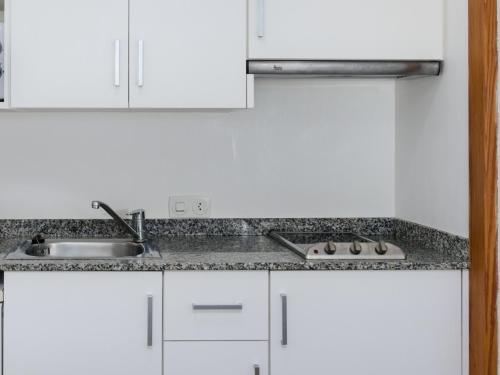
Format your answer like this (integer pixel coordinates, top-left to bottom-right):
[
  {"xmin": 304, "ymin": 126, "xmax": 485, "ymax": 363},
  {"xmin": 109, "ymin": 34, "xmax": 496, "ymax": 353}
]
[{"xmin": 269, "ymin": 232, "xmax": 406, "ymax": 260}]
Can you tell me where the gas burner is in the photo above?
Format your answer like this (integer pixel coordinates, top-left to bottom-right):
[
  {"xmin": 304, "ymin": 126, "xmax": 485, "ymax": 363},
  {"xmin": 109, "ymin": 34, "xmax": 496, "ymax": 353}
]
[{"xmin": 269, "ymin": 232, "xmax": 406, "ymax": 260}]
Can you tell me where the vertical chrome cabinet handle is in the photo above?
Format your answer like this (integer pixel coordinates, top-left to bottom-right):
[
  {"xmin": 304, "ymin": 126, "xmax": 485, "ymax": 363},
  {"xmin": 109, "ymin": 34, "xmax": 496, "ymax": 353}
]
[
  {"xmin": 138, "ymin": 40, "xmax": 144, "ymax": 87},
  {"xmin": 281, "ymin": 293, "xmax": 287, "ymax": 346},
  {"xmin": 257, "ymin": 0, "xmax": 265, "ymax": 37},
  {"xmin": 114, "ymin": 40, "xmax": 120, "ymax": 87},
  {"xmin": 147, "ymin": 294, "xmax": 153, "ymax": 347},
  {"xmin": 254, "ymin": 364, "xmax": 260, "ymax": 375}
]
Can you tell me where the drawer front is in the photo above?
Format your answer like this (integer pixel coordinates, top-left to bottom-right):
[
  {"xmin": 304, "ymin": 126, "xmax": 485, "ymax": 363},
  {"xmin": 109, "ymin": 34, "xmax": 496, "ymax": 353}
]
[
  {"xmin": 164, "ymin": 341, "xmax": 268, "ymax": 375},
  {"xmin": 164, "ymin": 271, "xmax": 268, "ymax": 340}
]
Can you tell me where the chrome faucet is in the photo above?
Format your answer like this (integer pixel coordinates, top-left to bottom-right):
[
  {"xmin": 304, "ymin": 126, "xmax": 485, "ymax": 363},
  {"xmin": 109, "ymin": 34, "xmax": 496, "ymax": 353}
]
[{"xmin": 91, "ymin": 201, "xmax": 146, "ymax": 243}]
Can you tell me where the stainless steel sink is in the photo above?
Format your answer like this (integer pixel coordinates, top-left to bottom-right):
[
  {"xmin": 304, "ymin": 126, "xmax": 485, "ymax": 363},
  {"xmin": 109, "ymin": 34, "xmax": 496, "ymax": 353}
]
[{"xmin": 6, "ymin": 239, "xmax": 161, "ymax": 259}]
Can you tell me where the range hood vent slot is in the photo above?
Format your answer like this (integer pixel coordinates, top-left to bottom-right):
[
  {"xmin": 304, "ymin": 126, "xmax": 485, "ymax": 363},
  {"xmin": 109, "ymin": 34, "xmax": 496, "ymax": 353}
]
[{"xmin": 247, "ymin": 60, "xmax": 441, "ymax": 78}]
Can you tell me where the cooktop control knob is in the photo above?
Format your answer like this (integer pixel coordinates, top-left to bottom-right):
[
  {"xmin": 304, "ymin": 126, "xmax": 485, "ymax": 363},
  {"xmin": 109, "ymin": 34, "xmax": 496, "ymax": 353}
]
[
  {"xmin": 375, "ymin": 240, "xmax": 389, "ymax": 255},
  {"xmin": 350, "ymin": 240, "xmax": 362, "ymax": 255},
  {"xmin": 324, "ymin": 241, "xmax": 336, "ymax": 254}
]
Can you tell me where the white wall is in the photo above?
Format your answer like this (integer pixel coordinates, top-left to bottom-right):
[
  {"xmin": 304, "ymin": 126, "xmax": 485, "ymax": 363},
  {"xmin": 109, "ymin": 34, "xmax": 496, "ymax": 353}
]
[
  {"xmin": 395, "ymin": 0, "xmax": 469, "ymax": 237},
  {"xmin": 0, "ymin": 79, "xmax": 396, "ymax": 219}
]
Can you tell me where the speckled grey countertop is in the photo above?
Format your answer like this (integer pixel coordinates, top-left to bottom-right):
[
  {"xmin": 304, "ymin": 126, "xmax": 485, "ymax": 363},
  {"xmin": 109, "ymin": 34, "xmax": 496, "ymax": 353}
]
[
  {"xmin": 0, "ymin": 232, "xmax": 469, "ymax": 272},
  {"xmin": 157, "ymin": 235, "xmax": 468, "ymax": 271}
]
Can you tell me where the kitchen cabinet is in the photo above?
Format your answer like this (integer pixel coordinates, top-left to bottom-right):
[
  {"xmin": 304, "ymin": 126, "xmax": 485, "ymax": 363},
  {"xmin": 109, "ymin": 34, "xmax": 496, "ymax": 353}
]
[
  {"xmin": 7, "ymin": 0, "xmax": 440, "ymax": 108},
  {"xmin": 164, "ymin": 271, "xmax": 268, "ymax": 340},
  {"xmin": 4, "ymin": 272, "xmax": 162, "ymax": 375},
  {"xmin": 10, "ymin": 0, "xmax": 129, "ymax": 108},
  {"xmin": 163, "ymin": 271, "xmax": 269, "ymax": 375},
  {"xmin": 129, "ymin": 0, "xmax": 248, "ymax": 108},
  {"xmin": 10, "ymin": 0, "xmax": 248, "ymax": 109},
  {"xmin": 164, "ymin": 342, "xmax": 268, "ymax": 375},
  {"xmin": 248, "ymin": 0, "xmax": 444, "ymax": 60},
  {"xmin": 270, "ymin": 271, "xmax": 462, "ymax": 375}
]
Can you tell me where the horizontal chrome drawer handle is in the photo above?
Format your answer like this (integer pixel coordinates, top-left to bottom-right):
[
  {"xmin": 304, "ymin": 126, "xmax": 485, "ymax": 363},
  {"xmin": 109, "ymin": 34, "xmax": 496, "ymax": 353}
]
[{"xmin": 192, "ymin": 303, "xmax": 243, "ymax": 311}]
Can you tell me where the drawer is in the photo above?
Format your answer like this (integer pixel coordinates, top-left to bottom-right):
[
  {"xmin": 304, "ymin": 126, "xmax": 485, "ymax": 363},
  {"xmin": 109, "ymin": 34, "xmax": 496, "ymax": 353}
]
[
  {"xmin": 164, "ymin": 271, "xmax": 268, "ymax": 340},
  {"xmin": 164, "ymin": 341, "xmax": 268, "ymax": 375}
]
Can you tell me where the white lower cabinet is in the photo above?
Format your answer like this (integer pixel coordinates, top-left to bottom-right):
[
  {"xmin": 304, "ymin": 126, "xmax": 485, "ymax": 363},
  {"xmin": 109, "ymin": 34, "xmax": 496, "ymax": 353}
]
[
  {"xmin": 163, "ymin": 271, "xmax": 269, "ymax": 375},
  {"xmin": 4, "ymin": 272, "xmax": 162, "ymax": 375},
  {"xmin": 164, "ymin": 271, "xmax": 268, "ymax": 340},
  {"xmin": 164, "ymin": 342, "xmax": 268, "ymax": 375},
  {"xmin": 270, "ymin": 271, "xmax": 463, "ymax": 375},
  {"xmin": 2, "ymin": 270, "xmax": 464, "ymax": 375}
]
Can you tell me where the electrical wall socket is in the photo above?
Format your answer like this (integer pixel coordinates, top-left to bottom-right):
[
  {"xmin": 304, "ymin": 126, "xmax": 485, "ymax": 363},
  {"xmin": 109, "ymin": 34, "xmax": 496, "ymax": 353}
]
[{"xmin": 169, "ymin": 196, "xmax": 211, "ymax": 218}]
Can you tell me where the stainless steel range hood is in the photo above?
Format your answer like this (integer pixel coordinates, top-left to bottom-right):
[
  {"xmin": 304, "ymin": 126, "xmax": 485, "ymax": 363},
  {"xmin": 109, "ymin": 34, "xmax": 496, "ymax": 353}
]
[{"xmin": 247, "ymin": 60, "xmax": 441, "ymax": 78}]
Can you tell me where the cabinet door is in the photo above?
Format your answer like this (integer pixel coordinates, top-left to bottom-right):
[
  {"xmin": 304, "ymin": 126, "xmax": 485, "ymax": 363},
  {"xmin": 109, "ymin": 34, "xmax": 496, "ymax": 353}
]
[
  {"xmin": 271, "ymin": 271, "xmax": 462, "ymax": 375},
  {"xmin": 10, "ymin": 0, "xmax": 128, "ymax": 108},
  {"xmin": 4, "ymin": 272, "xmax": 162, "ymax": 375},
  {"xmin": 249, "ymin": 0, "xmax": 443, "ymax": 60},
  {"xmin": 164, "ymin": 342, "xmax": 268, "ymax": 375},
  {"xmin": 129, "ymin": 0, "xmax": 247, "ymax": 108}
]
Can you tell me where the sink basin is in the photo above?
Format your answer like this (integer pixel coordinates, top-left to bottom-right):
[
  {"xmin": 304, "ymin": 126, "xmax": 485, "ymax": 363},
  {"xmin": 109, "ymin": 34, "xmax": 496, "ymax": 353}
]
[{"xmin": 6, "ymin": 239, "xmax": 161, "ymax": 259}]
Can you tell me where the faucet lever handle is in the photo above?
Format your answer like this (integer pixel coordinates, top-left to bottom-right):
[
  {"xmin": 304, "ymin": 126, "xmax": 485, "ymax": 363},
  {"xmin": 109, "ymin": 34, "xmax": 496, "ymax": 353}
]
[
  {"xmin": 127, "ymin": 209, "xmax": 145, "ymax": 218},
  {"xmin": 127, "ymin": 209, "xmax": 146, "ymax": 242}
]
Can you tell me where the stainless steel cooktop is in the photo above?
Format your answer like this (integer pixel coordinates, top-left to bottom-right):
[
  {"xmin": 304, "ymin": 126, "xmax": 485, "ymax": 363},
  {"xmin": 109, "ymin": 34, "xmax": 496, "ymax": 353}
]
[{"xmin": 269, "ymin": 232, "xmax": 406, "ymax": 260}]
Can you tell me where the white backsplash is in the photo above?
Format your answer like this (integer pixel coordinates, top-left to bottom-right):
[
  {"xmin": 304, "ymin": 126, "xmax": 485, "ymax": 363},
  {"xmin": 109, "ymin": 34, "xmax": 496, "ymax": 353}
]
[{"xmin": 0, "ymin": 79, "xmax": 396, "ymax": 219}]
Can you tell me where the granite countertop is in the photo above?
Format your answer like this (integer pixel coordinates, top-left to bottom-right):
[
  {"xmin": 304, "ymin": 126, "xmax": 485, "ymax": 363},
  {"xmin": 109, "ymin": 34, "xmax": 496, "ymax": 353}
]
[{"xmin": 0, "ymin": 235, "xmax": 469, "ymax": 272}]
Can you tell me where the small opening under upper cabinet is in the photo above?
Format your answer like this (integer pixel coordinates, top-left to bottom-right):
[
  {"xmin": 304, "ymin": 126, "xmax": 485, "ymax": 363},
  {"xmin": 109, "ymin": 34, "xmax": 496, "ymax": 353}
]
[{"xmin": 0, "ymin": 0, "xmax": 5, "ymax": 103}]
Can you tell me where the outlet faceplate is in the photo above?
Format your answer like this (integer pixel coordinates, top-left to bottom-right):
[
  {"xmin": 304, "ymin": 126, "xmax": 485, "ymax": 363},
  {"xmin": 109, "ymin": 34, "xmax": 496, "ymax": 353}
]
[{"xmin": 169, "ymin": 196, "xmax": 211, "ymax": 218}]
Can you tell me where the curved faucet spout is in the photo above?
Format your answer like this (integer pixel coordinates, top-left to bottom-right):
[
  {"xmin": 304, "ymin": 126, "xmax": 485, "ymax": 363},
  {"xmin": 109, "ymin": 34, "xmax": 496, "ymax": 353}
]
[{"xmin": 91, "ymin": 201, "xmax": 145, "ymax": 242}]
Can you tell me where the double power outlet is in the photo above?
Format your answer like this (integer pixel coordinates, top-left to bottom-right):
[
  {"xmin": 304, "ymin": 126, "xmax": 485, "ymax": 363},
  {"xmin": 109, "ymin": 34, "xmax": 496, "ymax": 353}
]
[{"xmin": 169, "ymin": 195, "xmax": 211, "ymax": 218}]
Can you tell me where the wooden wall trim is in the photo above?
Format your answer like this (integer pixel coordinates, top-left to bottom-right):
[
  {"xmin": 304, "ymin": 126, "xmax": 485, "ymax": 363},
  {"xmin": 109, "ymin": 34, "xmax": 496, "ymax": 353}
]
[{"xmin": 469, "ymin": 0, "xmax": 498, "ymax": 373}]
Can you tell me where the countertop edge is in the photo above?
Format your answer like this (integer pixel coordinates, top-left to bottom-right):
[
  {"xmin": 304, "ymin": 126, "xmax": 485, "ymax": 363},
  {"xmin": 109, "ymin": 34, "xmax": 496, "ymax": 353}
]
[{"xmin": 0, "ymin": 260, "xmax": 470, "ymax": 272}]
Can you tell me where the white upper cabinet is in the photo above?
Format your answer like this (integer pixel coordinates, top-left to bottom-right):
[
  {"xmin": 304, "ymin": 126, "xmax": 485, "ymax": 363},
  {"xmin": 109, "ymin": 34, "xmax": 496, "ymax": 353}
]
[
  {"xmin": 248, "ymin": 0, "xmax": 444, "ymax": 60},
  {"xmin": 10, "ymin": 0, "xmax": 247, "ymax": 109},
  {"xmin": 10, "ymin": 0, "xmax": 129, "ymax": 108},
  {"xmin": 7, "ymin": 0, "xmax": 442, "ymax": 108},
  {"xmin": 129, "ymin": 0, "xmax": 248, "ymax": 108}
]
